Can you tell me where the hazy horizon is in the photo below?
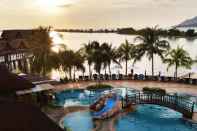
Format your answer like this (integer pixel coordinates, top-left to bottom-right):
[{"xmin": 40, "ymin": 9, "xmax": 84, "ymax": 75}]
[{"xmin": 0, "ymin": 0, "xmax": 197, "ymax": 29}]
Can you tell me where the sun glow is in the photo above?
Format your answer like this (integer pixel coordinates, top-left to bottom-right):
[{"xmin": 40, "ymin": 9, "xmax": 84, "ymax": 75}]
[
  {"xmin": 50, "ymin": 31, "xmax": 65, "ymax": 53},
  {"xmin": 36, "ymin": 0, "xmax": 76, "ymax": 13},
  {"xmin": 50, "ymin": 31, "xmax": 64, "ymax": 45}
]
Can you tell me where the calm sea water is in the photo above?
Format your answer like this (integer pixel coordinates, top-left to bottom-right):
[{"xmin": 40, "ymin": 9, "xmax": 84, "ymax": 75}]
[
  {"xmin": 51, "ymin": 32, "xmax": 197, "ymax": 80},
  {"xmin": 1, "ymin": 30, "xmax": 197, "ymax": 79}
]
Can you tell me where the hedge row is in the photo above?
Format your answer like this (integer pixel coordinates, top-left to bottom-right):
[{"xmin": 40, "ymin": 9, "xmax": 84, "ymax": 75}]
[
  {"xmin": 86, "ymin": 84, "xmax": 113, "ymax": 90},
  {"xmin": 143, "ymin": 87, "xmax": 166, "ymax": 95}
]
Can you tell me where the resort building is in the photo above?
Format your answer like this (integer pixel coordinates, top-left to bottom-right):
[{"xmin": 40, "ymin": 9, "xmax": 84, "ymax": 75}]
[
  {"xmin": 0, "ymin": 63, "xmax": 56, "ymax": 105},
  {"xmin": 0, "ymin": 30, "xmax": 36, "ymax": 72},
  {"xmin": 0, "ymin": 64, "xmax": 63, "ymax": 131}
]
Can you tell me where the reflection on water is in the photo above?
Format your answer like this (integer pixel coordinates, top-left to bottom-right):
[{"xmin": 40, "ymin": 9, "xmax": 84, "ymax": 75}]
[
  {"xmin": 51, "ymin": 32, "xmax": 197, "ymax": 80},
  {"xmin": 64, "ymin": 111, "xmax": 125, "ymax": 131},
  {"xmin": 63, "ymin": 105, "xmax": 197, "ymax": 131}
]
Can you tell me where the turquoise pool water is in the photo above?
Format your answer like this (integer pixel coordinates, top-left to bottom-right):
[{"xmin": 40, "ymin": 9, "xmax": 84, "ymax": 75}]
[
  {"xmin": 63, "ymin": 105, "xmax": 197, "ymax": 131},
  {"xmin": 55, "ymin": 88, "xmax": 197, "ymax": 131},
  {"xmin": 55, "ymin": 88, "xmax": 197, "ymax": 111},
  {"xmin": 55, "ymin": 88, "xmax": 138, "ymax": 107}
]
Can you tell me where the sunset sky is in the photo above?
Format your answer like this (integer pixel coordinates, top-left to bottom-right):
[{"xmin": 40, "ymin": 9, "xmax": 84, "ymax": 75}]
[{"xmin": 0, "ymin": 0, "xmax": 196, "ymax": 29}]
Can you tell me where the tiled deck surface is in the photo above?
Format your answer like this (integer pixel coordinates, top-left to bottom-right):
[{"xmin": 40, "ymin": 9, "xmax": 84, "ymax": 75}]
[{"xmin": 193, "ymin": 113, "xmax": 197, "ymax": 122}]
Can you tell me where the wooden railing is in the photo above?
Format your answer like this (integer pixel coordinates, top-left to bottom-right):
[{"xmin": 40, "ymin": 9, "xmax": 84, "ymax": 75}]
[{"xmin": 122, "ymin": 92, "xmax": 195, "ymax": 118}]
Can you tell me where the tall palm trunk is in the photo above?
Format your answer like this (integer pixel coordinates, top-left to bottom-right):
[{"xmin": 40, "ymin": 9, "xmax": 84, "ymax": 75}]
[
  {"xmin": 88, "ymin": 64, "xmax": 92, "ymax": 79},
  {"xmin": 82, "ymin": 70, "xmax": 85, "ymax": 78},
  {"xmin": 151, "ymin": 54, "xmax": 154, "ymax": 77},
  {"xmin": 175, "ymin": 64, "xmax": 178, "ymax": 79},
  {"xmin": 108, "ymin": 63, "xmax": 111, "ymax": 78},
  {"xmin": 43, "ymin": 53, "xmax": 47, "ymax": 77},
  {"xmin": 43, "ymin": 68, "xmax": 46, "ymax": 77},
  {"xmin": 23, "ymin": 59, "xmax": 28, "ymax": 73},
  {"xmin": 98, "ymin": 70, "xmax": 101, "ymax": 82},
  {"xmin": 73, "ymin": 66, "xmax": 76, "ymax": 81},
  {"xmin": 125, "ymin": 59, "xmax": 128, "ymax": 76},
  {"xmin": 69, "ymin": 67, "xmax": 72, "ymax": 80}
]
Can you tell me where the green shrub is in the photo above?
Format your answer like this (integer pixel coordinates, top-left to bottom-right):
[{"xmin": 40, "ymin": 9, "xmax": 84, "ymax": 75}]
[
  {"xmin": 143, "ymin": 87, "xmax": 166, "ymax": 95},
  {"xmin": 60, "ymin": 77, "xmax": 69, "ymax": 83},
  {"xmin": 86, "ymin": 84, "xmax": 113, "ymax": 90}
]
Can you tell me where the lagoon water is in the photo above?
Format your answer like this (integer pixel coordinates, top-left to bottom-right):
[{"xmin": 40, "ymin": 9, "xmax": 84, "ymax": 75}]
[{"xmin": 51, "ymin": 32, "xmax": 197, "ymax": 80}]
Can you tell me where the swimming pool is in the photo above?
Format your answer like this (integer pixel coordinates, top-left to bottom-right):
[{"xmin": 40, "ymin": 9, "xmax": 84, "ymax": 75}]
[
  {"xmin": 54, "ymin": 88, "xmax": 197, "ymax": 111},
  {"xmin": 55, "ymin": 88, "xmax": 197, "ymax": 131},
  {"xmin": 55, "ymin": 88, "xmax": 138, "ymax": 107},
  {"xmin": 63, "ymin": 105, "xmax": 197, "ymax": 131}
]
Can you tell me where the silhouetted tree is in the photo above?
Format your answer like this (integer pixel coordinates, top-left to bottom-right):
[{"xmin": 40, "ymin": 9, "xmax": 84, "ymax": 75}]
[{"xmin": 135, "ymin": 26, "xmax": 170, "ymax": 76}]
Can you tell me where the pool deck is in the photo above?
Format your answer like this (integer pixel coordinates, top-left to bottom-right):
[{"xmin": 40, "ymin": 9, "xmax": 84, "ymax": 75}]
[{"xmin": 54, "ymin": 80, "xmax": 197, "ymax": 96}]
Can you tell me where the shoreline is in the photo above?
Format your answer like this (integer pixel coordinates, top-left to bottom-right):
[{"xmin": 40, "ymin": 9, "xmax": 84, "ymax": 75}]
[{"xmin": 55, "ymin": 31, "xmax": 197, "ymax": 39}]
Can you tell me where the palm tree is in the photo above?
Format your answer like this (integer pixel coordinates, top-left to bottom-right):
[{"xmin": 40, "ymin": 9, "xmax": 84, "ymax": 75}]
[
  {"xmin": 164, "ymin": 46, "xmax": 193, "ymax": 79},
  {"xmin": 29, "ymin": 26, "xmax": 60, "ymax": 76},
  {"xmin": 135, "ymin": 26, "xmax": 170, "ymax": 76},
  {"xmin": 58, "ymin": 49, "xmax": 85, "ymax": 80},
  {"xmin": 59, "ymin": 50, "xmax": 75, "ymax": 80},
  {"xmin": 91, "ymin": 41, "xmax": 104, "ymax": 78},
  {"xmin": 118, "ymin": 40, "xmax": 135, "ymax": 76},
  {"xmin": 72, "ymin": 50, "xmax": 85, "ymax": 80},
  {"xmin": 101, "ymin": 43, "xmax": 120, "ymax": 77},
  {"xmin": 82, "ymin": 42, "xmax": 94, "ymax": 79}
]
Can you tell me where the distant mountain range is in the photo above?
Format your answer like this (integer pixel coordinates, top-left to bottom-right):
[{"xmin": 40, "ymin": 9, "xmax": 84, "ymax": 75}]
[{"xmin": 176, "ymin": 16, "xmax": 197, "ymax": 27}]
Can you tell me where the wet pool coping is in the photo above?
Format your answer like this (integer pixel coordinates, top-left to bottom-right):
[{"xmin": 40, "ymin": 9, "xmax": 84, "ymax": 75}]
[{"xmin": 44, "ymin": 106, "xmax": 89, "ymax": 128}]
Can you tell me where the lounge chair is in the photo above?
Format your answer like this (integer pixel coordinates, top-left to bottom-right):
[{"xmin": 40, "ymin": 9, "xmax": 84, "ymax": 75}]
[
  {"xmin": 134, "ymin": 74, "xmax": 138, "ymax": 80},
  {"xmin": 139, "ymin": 74, "xmax": 145, "ymax": 80},
  {"xmin": 104, "ymin": 74, "xmax": 109, "ymax": 80},
  {"xmin": 118, "ymin": 74, "xmax": 123, "ymax": 80},
  {"xmin": 191, "ymin": 79, "xmax": 197, "ymax": 85},
  {"xmin": 112, "ymin": 74, "xmax": 117, "ymax": 80},
  {"xmin": 99, "ymin": 74, "xmax": 104, "ymax": 80},
  {"xmin": 93, "ymin": 74, "xmax": 98, "ymax": 80},
  {"xmin": 78, "ymin": 76, "xmax": 83, "ymax": 81},
  {"xmin": 128, "ymin": 74, "xmax": 133, "ymax": 80},
  {"xmin": 84, "ymin": 76, "xmax": 89, "ymax": 81}
]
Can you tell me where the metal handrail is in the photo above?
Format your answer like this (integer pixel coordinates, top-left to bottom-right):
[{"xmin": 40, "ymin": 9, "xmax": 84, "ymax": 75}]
[{"xmin": 123, "ymin": 92, "xmax": 195, "ymax": 118}]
